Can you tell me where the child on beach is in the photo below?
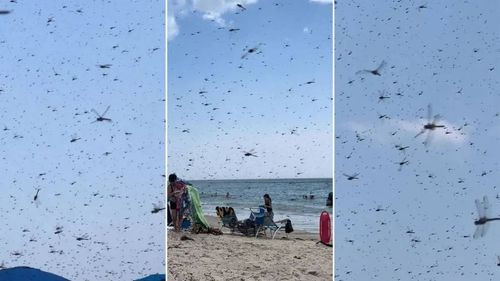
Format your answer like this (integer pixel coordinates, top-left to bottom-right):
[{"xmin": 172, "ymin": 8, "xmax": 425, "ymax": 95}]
[{"xmin": 168, "ymin": 173, "xmax": 186, "ymax": 232}]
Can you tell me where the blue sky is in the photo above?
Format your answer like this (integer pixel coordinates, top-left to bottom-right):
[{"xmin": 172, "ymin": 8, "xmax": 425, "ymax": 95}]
[
  {"xmin": 167, "ymin": 0, "xmax": 333, "ymax": 180},
  {"xmin": 336, "ymin": 1, "xmax": 500, "ymax": 280},
  {"xmin": 0, "ymin": 0, "xmax": 164, "ymax": 279}
]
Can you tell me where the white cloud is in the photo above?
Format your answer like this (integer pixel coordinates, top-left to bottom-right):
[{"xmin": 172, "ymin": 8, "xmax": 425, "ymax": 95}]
[
  {"xmin": 193, "ymin": 0, "xmax": 257, "ymax": 26},
  {"xmin": 167, "ymin": 16, "xmax": 179, "ymax": 41},
  {"xmin": 168, "ymin": 0, "xmax": 258, "ymax": 39},
  {"xmin": 310, "ymin": 0, "xmax": 333, "ymax": 4}
]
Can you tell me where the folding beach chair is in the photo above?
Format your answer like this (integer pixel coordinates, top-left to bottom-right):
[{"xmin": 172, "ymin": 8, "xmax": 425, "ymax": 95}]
[
  {"xmin": 249, "ymin": 207, "xmax": 267, "ymax": 238},
  {"xmin": 261, "ymin": 217, "xmax": 292, "ymax": 240},
  {"xmin": 216, "ymin": 206, "xmax": 238, "ymax": 232}
]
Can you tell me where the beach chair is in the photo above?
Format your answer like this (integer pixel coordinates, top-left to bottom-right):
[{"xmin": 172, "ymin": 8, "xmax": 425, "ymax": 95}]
[
  {"xmin": 216, "ymin": 206, "xmax": 238, "ymax": 232},
  {"xmin": 262, "ymin": 217, "xmax": 291, "ymax": 239},
  {"xmin": 250, "ymin": 205, "xmax": 294, "ymax": 239},
  {"xmin": 253, "ymin": 210, "xmax": 293, "ymax": 240},
  {"xmin": 249, "ymin": 207, "xmax": 266, "ymax": 238}
]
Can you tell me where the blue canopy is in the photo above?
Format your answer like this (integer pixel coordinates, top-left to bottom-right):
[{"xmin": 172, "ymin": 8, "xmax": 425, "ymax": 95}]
[
  {"xmin": 0, "ymin": 267, "xmax": 70, "ymax": 281},
  {"xmin": 134, "ymin": 273, "xmax": 166, "ymax": 281}
]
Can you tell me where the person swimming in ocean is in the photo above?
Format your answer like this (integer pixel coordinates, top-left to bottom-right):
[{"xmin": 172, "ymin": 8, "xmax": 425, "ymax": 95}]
[{"xmin": 326, "ymin": 192, "xmax": 333, "ymax": 207}]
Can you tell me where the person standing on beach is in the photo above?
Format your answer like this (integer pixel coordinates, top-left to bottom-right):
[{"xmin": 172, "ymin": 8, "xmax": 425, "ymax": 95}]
[
  {"xmin": 263, "ymin": 194, "xmax": 273, "ymax": 220},
  {"xmin": 168, "ymin": 173, "xmax": 185, "ymax": 232}
]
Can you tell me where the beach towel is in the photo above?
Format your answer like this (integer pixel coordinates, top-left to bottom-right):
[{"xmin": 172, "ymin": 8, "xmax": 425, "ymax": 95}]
[{"xmin": 187, "ymin": 185, "xmax": 210, "ymax": 229}]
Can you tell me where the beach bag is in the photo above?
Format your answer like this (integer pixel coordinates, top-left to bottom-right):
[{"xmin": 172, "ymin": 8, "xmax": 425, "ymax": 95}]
[
  {"xmin": 285, "ymin": 219, "xmax": 294, "ymax": 233},
  {"xmin": 181, "ymin": 218, "xmax": 191, "ymax": 230},
  {"xmin": 236, "ymin": 219, "xmax": 255, "ymax": 236},
  {"xmin": 244, "ymin": 218, "xmax": 255, "ymax": 228}
]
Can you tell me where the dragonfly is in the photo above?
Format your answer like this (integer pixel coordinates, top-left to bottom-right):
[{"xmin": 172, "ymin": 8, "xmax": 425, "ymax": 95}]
[
  {"xmin": 356, "ymin": 60, "xmax": 386, "ymax": 76},
  {"xmin": 243, "ymin": 149, "xmax": 258, "ymax": 157},
  {"xmin": 54, "ymin": 226, "xmax": 64, "ymax": 235},
  {"xmin": 151, "ymin": 202, "xmax": 165, "ymax": 214},
  {"xmin": 70, "ymin": 134, "xmax": 81, "ymax": 143},
  {"xmin": 33, "ymin": 188, "xmax": 41, "ymax": 207},
  {"xmin": 241, "ymin": 43, "xmax": 263, "ymax": 59},
  {"xmin": 33, "ymin": 188, "xmax": 41, "ymax": 201},
  {"xmin": 473, "ymin": 195, "xmax": 500, "ymax": 239},
  {"xmin": 75, "ymin": 234, "xmax": 90, "ymax": 241},
  {"xmin": 91, "ymin": 105, "xmax": 112, "ymax": 123},
  {"xmin": 414, "ymin": 104, "xmax": 445, "ymax": 146},
  {"xmin": 397, "ymin": 157, "xmax": 409, "ymax": 171},
  {"xmin": 343, "ymin": 173, "xmax": 359, "ymax": 180}
]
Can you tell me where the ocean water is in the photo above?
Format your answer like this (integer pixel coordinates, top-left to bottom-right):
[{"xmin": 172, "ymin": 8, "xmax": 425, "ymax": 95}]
[{"xmin": 187, "ymin": 178, "xmax": 332, "ymax": 233}]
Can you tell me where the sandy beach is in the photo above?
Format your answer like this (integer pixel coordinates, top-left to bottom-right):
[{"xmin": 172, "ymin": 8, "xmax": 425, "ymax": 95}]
[{"xmin": 167, "ymin": 216, "xmax": 332, "ymax": 281}]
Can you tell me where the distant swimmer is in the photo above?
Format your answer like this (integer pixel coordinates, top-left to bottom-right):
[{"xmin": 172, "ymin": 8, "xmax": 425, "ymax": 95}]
[
  {"xmin": 326, "ymin": 192, "xmax": 333, "ymax": 207},
  {"xmin": 303, "ymin": 194, "xmax": 315, "ymax": 200},
  {"xmin": 226, "ymin": 192, "xmax": 230, "ymax": 198}
]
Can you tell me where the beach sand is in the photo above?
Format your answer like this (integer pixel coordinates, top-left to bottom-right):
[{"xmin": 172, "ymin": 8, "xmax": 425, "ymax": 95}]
[{"xmin": 167, "ymin": 216, "xmax": 332, "ymax": 281}]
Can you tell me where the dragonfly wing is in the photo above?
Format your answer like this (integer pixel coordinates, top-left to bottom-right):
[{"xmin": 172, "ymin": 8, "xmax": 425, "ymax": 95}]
[
  {"xmin": 102, "ymin": 105, "xmax": 110, "ymax": 117},
  {"xmin": 415, "ymin": 129, "xmax": 425, "ymax": 138},
  {"xmin": 424, "ymin": 131, "xmax": 434, "ymax": 146},
  {"xmin": 476, "ymin": 198, "xmax": 485, "ymax": 218},
  {"xmin": 91, "ymin": 108, "xmax": 100, "ymax": 117},
  {"xmin": 427, "ymin": 104, "xmax": 432, "ymax": 123},
  {"xmin": 432, "ymin": 114, "xmax": 442, "ymax": 124},
  {"xmin": 376, "ymin": 60, "xmax": 386, "ymax": 71},
  {"xmin": 482, "ymin": 220, "xmax": 490, "ymax": 237},
  {"xmin": 473, "ymin": 225, "xmax": 483, "ymax": 239},
  {"xmin": 355, "ymin": 70, "xmax": 369, "ymax": 75},
  {"xmin": 34, "ymin": 198, "xmax": 41, "ymax": 208},
  {"xmin": 483, "ymin": 195, "xmax": 491, "ymax": 218}
]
